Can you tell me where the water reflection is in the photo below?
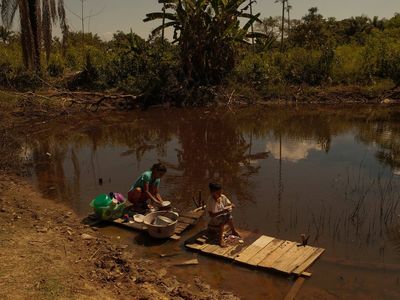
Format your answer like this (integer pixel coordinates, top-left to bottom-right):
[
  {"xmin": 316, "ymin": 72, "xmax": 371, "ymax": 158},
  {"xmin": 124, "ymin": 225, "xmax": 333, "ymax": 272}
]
[
  {"xmin": 266, "ymin": 138, "xmax": 324, "ymax": 162},
  {"xmin": 12, "ymin": 106, "xmax": 400, "ymax": 265}
]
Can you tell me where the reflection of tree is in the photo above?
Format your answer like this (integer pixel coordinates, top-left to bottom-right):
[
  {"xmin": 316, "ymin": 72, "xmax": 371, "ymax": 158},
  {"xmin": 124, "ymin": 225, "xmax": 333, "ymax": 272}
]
[
  {"xmin": 31, "ymin": 138, "xmax": 69, "ymax": 201},
  {"xmin": 170, "ymin": 111, "xmax": 260, "ymax": 203},
  {"xmin": 27, "ymin": 112, "xmax": 176, "ymax": 207},
  {"xmin": 357, "ymin": 122, "xmax": 400, "ymax": 170}
]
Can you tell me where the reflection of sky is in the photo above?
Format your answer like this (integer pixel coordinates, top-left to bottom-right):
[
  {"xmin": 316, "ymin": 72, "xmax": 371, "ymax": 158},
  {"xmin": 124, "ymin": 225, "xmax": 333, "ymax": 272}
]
[{"xmin": 266, "ymin": 138, "xmax": 323, "ymax": 162}]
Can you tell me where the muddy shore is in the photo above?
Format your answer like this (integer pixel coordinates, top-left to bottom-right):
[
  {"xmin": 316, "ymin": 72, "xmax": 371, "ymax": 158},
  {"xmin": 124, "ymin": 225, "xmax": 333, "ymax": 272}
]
[{"xmin": 0, "ymin": 174, "xmax": 238, "ymax": 300}]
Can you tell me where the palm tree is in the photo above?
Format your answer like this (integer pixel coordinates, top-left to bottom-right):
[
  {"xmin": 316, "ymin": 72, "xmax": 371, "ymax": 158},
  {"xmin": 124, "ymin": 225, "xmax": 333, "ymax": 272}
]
[
  {"xmin": 286, "ymin": 1, "xmax": 292, "ymax": 36},
  {"xmin": 275, "ymin": 0, "xmax": 287, "ymax": 52},
  {"xmin": 1, "ymin": 0, "xmax": 67, "ymax": 72},
  {"xmin": 144, "ymin": 0, "xmax": 261, "ymax": 85}
]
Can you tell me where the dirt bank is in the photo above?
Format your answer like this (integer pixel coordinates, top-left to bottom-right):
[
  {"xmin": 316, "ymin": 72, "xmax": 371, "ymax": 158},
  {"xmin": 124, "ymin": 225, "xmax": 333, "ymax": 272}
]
[{"xmin": 0, "ymin": 174, "xmax": 237, "ymax": 300}]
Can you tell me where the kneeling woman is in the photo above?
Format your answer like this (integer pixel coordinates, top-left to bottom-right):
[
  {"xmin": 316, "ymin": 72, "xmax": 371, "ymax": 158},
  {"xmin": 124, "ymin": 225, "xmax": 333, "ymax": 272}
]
[{"xmin": 128, "ymin": 163, "xmax": 167, "ymax": 213}]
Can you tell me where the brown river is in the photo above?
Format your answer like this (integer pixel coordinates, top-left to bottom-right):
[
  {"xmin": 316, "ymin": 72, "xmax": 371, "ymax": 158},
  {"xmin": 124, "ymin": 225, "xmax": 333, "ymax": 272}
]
[{"xmin": 18, "ymin": 104, "xmax": 400, "ymax": 299}]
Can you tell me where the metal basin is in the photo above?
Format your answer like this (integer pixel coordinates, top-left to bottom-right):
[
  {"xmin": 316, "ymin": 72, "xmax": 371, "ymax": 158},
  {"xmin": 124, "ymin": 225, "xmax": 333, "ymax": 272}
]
[{"xmin": 143, "ymin": 211, "xmax": 179, "ymax": 239}]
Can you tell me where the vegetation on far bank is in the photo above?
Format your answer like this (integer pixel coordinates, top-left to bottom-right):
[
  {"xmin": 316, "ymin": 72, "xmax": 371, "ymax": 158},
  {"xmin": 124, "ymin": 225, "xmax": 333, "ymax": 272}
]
[{"xmin": 1, "ymin": 1, "xmax": 400, "ymax": 105}]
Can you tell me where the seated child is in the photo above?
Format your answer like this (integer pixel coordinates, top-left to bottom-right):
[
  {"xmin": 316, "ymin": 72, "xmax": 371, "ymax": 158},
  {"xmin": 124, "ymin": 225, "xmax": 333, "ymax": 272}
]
[{"xmin": 207, "ymin": 182, "xmax": 240, "ymax": 247}]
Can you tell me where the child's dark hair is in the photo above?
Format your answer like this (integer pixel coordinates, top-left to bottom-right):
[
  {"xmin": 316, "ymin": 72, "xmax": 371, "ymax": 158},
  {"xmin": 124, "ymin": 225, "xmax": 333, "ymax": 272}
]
[
  {"xmin": 151, "ymin": 163, "xmax": 167, "ymax": 173},
  {"xmin": 209, "ymin": 182, "xmax": 222, "ymax": 192}
]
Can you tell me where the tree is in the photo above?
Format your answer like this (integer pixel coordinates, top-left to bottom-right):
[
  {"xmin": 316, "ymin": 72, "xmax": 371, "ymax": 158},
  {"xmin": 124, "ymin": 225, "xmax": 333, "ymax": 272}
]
[
  {"xmin": 275, "ymin": 0, "xmax": 287, "ymax": 51},
  {"xmin": 289, "ymin": 7, "xmax": 329, "ymax": 49},
  {"xmin": 1, "ymin": 0, "xmax": 67, "ymax": 72},
  {"xmin": 144, "ymin": 0, "xmax": 261, "ymax": 86}
]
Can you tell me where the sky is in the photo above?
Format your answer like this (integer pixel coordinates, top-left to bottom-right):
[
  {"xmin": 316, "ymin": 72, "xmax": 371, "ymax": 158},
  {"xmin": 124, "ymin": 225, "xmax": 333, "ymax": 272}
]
[{"xmin": 7, "ymin": 0, "xmax": 400, "ymax": 40}]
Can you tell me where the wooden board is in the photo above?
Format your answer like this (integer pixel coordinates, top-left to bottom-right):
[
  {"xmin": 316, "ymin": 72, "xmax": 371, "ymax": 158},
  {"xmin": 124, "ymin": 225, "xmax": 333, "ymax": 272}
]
[
  {"xmin": 292, "ymin": 248, "xmax": 325, "ymax": 275},
  {"xmin": 178, "ymin": 216, "xmax": 198, "ymax": 225},
  {"xmin": 179, "ymin": 211, "xmax": 205, "ymax": 219},
  {"xmin": 284, "ymin": 277, "xmax": 306, "ymax": 300},
  {"xmin": 275, "ymin": 246, "xmax": 317, "ymax": 274},
  {"xmin": 108, "ymin": 208, "xmax": 205, "ymax": 242},
  {"xmin": 202, "ymin": 243, "xmax": 221, "ymax": 254},
  {"xmin": 246, "ymin": 239, "xmax": 285, "ymax": 266},
  {"xmin": 235, "ymin": 236, "xmax": 275, "ymax": 263},
  {"xmin": 185, "ymin": 232, "xmax": 325, "ymax": 276},
  {"xmin": 258, "ymin": 241, "xmax": 297, "ymax": 269},
  {"xmin": 112, "ymin": 219, "xmax": 147, "ymax": 230}
]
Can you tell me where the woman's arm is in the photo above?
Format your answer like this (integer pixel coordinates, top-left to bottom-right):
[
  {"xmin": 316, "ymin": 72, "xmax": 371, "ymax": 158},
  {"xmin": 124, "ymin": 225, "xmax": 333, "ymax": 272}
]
[{"xmin": 143, "ymin": 183, "xmax": 163, "ymax": 205}]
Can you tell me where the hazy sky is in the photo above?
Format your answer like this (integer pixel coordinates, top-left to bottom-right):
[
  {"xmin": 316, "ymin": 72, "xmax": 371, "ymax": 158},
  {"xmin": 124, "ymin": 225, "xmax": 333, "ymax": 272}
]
[{"xmin": 9, "ymin": 0, "xmax": 400, "ymax": 40}]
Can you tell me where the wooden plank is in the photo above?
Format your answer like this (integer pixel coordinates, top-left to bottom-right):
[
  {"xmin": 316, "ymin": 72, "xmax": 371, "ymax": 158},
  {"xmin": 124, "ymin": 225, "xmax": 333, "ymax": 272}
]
[
  {"xmin": 272, "ymin": 245, "xmax": 316, "ymax": 273},
  {"xmin": 179, "ymin": 210, "xmax": 204, "ymax": 219},
  {"xmin": 301, "ymin": 272, "xmax": 312, "ymax": 278},
  {"xmin": 258, "ymin": 241, "xmax": 297, "ymax": 269},
  {"xmin": 169, "ymin": 234, "xmax": 181, "ymax": 240},
  {"xmin": 178, "ymin": 216, "xmax": 197, "ymax": 225},
  {"xmin": 174, "ymin": 223, "xmax": 189, "ymax": 234},
  {"xmin": 112, "ymin": 219, "xmax": 147, "ymax": 230},
  {"xmin": 280, "ymin": 246, "xmax": 317, "ymax": 274},
  {"xmin": 202, "ymin": 243, "xmax": 221, "ymax": 254},
  {"xmin": 174, "ymin": 258, "xmax": 199, "ymax": 266},
  {"xmin": 292, "ymin": 248, "xmax": 325, "ymax": 275},
  {"xmin": 186, "ymin": 242, "xmax": 208, "ymax": 251},
  {"xmin": 246, "ymin": 239, "xmax": 285, "ymax": 266},
  {"xmin": 212, "ymin": 244, "xmax": 237, "ymax": 257},
  {"xmin": 235, "ymin": 235, "xmax": 275, "ymax": 263},
  {"xmin": 196, "ymin": 237, "xmax": 208, "ymax": 245},
  {"xmin": 283, "ymin": 277, "xmax": 306, "ymax": 300}
]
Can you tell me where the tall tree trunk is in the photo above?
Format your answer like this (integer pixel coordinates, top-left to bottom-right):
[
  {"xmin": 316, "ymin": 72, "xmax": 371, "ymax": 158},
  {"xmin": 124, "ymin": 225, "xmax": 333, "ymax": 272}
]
[
  {"xmin": 280, "ymin": 0, "xmax": 285, "ymax": 52},
  {"xmin": 28, "ymin": 0, "xmax": 42, "ymax": 73},
  {"xmin": 19, "ymin": 1, "xmax": 34, "ymax": 69}
]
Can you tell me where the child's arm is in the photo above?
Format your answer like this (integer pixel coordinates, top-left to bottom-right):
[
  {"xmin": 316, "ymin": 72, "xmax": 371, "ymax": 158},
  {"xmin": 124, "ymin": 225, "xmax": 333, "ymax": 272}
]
[{"xmin": 208, "ymin": 208, "xmax": 232, "ymax": 217}]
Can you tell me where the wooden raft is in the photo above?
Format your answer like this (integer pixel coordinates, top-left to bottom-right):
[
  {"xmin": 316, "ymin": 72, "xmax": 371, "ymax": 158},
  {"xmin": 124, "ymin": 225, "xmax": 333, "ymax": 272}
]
[
  {"xmin": 185, "ymin": 231, "xmax": 325, "ymax": 276},
  {"xmin": 111, "ymin": 209, "xmax": 205, "ymax": 240}
]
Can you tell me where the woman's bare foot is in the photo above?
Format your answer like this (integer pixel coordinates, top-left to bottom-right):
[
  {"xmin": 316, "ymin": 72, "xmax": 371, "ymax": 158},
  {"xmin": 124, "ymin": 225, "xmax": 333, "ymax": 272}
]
[{"xmin": 219, "ymin": 240, "xmax": 228, "ymax": 247}]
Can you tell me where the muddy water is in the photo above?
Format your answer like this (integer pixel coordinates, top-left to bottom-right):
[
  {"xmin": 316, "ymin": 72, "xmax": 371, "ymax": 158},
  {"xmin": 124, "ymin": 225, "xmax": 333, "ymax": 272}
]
[{"xmin": 19, "ymin": 105, "xmax": 400, "ymax": 299}]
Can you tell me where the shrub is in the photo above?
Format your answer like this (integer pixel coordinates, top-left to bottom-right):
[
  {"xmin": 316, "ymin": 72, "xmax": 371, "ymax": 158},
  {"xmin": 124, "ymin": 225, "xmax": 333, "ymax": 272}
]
[
  {"xmin": 276, "ymin": 46, "xmax": 334, "ymax": 85},
  {"xmin": 47, "ymin": 54, "xmax": 65, "ymax": 77},
  {"xmin": 332, "ymin": 44, "xmax": 364, "ymax": 83}
]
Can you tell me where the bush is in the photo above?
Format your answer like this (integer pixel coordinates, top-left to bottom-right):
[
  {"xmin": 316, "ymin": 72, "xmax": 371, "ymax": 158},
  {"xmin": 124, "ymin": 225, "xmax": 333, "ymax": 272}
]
[
  {"xmin": 331, "ymin": 44, "xmax": 364, "ymax": 83},
  {"xmin": 276, "ymin": 47, "xmax": 334, "ymax": 85},
  {"xmin": 65, "ymin": 48, "xmax": 81, "ymax": 69},
  {"xmin": 47, "ymin": 54, "xmax": 65, "ymax": 77},
  {"xmin": 361, "ymin": 33, "xmax": 400, "ymax": 84},
  {"xmin": 234, "ymin": 52, "xmax": 282, "ymax": 86}
]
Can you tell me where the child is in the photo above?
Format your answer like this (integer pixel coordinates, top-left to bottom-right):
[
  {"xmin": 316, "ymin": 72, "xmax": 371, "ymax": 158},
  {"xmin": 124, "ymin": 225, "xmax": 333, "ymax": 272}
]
[
  {"xmin": 128, "ymin": 163, "xmax": 167, "ymax": 213},
  {"xmin": 207, "ymin": 182, "xmax": 240, "ymax": 247}
]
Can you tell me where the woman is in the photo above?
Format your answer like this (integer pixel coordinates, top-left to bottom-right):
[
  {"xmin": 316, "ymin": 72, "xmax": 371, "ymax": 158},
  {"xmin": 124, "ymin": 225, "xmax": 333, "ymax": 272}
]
[{"xmin": 128, "ymin": 163, "xmax": 167, "ymax": 213}]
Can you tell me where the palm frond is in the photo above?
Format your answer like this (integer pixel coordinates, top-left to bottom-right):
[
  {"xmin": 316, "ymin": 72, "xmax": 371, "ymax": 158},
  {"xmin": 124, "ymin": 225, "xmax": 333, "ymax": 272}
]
[
  {"xmin": 1, "ymin": 0, "xmax": 19, "ymax": 28},
  {"xmin": 144, "ymin": 12, "xmax": 177, "ymax": 22}
]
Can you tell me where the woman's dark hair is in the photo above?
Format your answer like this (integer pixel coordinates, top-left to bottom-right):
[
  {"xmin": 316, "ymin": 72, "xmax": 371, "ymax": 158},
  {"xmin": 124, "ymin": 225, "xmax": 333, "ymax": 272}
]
[
  {"xmin": 209, "ymin": 182, "xmax": 222, "ymax": 192},
  {"xmin": 151, "ymin": 163, "xmax": 167, "ymax": 173}
]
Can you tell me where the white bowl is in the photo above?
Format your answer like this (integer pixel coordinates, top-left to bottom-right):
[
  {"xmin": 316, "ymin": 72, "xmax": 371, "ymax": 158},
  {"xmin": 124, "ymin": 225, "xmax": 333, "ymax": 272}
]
[
  {"xmin": 133, "ymin": 214, "xmax": 145, "ymax": 223},
  {"xmin": 161, "ymin": 201, "xmax": 171, "ymax": 207}
]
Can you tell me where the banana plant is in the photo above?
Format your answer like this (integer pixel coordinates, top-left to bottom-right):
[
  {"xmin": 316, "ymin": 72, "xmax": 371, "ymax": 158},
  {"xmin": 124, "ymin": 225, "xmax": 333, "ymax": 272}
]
[{"xmin": 144, "ymin": 0, "xmax": 262, "ymax": 85}]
